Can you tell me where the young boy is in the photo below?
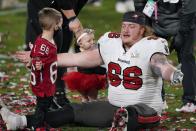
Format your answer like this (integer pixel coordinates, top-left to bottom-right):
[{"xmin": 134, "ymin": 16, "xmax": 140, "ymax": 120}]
[
  {"xmin": 63, "ymin": 29, "xmax": 107, "ymax": 102},
  {"xmin": 29, "ymin": 7, "xmax": 62, "ymax": 129}
]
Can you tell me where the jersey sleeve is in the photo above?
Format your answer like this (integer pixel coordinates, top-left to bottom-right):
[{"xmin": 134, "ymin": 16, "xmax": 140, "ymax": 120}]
[
  {"xmin": 31, "ymin": 42, "xmax": 47, "ymax": 58},
  {"xmin": 97, "ymin": 32, "xmax": 111, "ymax": 58},
  {"xmin": 148, "ymin": 38, "xmax": 170, "ymax": 60}
]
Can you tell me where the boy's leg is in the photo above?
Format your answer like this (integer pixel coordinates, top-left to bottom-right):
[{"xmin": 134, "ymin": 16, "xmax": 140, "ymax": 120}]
[{"xmin": 32, "ymin": 97, "xmax": 53, "ymax": 129}]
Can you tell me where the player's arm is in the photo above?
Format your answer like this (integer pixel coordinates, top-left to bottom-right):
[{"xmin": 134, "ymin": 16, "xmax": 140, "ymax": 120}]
[
  {"xmin": 15, "ymin": 42, "xmax": 33, "ymax": 66},
  {"xmin": 15, "ymin": 51, "xmax": 31, "ymax": 64},
  {"xmin": 150, "ymin": 53, "xmax": 183, "ymax": 85},
  {"xmin": 58, "ymin": 0, "xmax": 83, "ymax": 37},
  {"xmin": 62, "ymin": 9, "xmax": 83, "ymax": 35},
  {"xmin": 57, "ymin": 48, "xmax": 103, "ymax": 68}
]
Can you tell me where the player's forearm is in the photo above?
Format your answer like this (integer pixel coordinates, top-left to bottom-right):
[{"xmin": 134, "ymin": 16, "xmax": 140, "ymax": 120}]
[
  {"xmin": 57, "ymin": 49, "xmax": 102, "ymax": 68},
  {"xmin": 159, "ymin": 64, "xmax": 176, "ymax": 81},
  {"xmin": 57, "ymin": 53, "xmax": 77, "ymax": 67},
  {"xmin": 76, "ymin": 49, "xmax": 103, "ymax": 68},
  {"xmin": 150, "ymin": 53, "xmax": 183, "ymax": 84},
  {"xmin": 62, "ymin": 9, "xmax": 76, "ymax": 19},
  {"xmin": 151, "ymin": 61, "xmax": 184, "ymax": 85},
  {"xmin": 62, "ymin": 9, "xmax": 83, "ymax": 35}
]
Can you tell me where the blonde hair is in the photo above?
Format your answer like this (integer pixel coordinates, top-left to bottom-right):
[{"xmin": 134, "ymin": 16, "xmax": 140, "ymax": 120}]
[
  {"xmin": 38, "ymin": 7, "xmax": 62, "ymax": 30},
  {"xmin": 76, "ymin": 28, "xmax": 95, "ymax": 44},
  {"xmin": 143, "ymin": 25, "xmax": 155, "ymax": 37},
  {"xmin": 82, "ymin": 28, "xmax": 95, "ymax": 35}
]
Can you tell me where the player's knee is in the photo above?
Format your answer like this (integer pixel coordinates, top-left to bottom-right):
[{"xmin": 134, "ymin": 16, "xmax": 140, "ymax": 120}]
[{"xmin": 126, "ymin": 104, "xmax": 160, "ymax": 130}]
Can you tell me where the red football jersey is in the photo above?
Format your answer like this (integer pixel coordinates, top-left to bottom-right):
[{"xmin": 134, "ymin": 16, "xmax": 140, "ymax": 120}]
[{"xmin": 30, "ymin": 36, "xmax": 57, "ymax": 97}]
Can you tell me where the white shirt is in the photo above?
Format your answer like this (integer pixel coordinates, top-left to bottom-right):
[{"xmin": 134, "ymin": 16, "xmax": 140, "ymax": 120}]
[{"xmin": 98, "ymin": 32, "xmax": 169, "ymax": 115}]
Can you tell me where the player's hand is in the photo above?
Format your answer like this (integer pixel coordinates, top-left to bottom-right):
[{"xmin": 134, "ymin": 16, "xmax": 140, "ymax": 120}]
[
  {"xmin": 68, "ymin": 18, "xmax": 82, "ymax": 37},
  {"xmin": 171, "ymin": 70, "xmax": 184, "ymax": 85},
  {"xmin": 15, "ymin": 51, "xmax": 31, "ymax": 64}
]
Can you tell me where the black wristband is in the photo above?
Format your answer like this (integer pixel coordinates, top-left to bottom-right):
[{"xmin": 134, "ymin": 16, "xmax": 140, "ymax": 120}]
[{"xmin": 68, "ymin": 16, "xmax": 77, "ymax": 23}]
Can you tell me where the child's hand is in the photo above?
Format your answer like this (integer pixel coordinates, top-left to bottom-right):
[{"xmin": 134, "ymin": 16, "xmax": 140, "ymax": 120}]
[
  {"xmin": 26, "ymin": 60, "xmax": 32, "ymax": 69},
  {"xmin": 35, "ymin": 60, "xmax": 42, "ymax": 70}
]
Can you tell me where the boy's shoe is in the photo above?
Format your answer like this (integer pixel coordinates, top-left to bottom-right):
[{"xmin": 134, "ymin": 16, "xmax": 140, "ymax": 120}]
[
  {"xmin": 176, "ymin": 103, "xmax": 196, "ymax": 113},
  {"xmin": 49, "ymin": 98, "xmax": 63, "ymax": 111}
]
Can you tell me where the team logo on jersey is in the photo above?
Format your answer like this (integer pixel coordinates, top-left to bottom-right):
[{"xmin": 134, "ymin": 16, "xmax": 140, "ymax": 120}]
[{"xmin": 118, "ymin": 58, "xmax": 130, "ymax": 64}]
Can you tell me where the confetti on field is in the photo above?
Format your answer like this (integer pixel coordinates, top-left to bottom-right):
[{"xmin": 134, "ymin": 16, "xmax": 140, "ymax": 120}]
[{"xmin": 0, "ymin": 93, "xmax": 62, "ymax": 131}]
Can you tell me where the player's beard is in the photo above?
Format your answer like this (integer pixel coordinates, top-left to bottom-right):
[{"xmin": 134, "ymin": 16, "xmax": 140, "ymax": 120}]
[{"xmin": 122, "ymin": 37, "xmax": 135, "ymax": 48}]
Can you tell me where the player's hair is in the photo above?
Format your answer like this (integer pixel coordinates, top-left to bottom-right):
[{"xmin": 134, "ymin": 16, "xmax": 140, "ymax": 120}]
[
  {"xmin": 122, "ymin": 11, "xmax": 155, "ymax": 37},
  {"xmin": 143, "ymin": 25, "xmax": 154, "ymax": 37},
  {"xmin": 38, "ymin": 7, "xmax": 62, "ymax": 30}
]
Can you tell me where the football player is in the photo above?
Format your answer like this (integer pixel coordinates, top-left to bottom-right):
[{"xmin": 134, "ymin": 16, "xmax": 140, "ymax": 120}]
[{"xmin": 7, "ymin": 11, "xmax": 183, "ymax": 130}]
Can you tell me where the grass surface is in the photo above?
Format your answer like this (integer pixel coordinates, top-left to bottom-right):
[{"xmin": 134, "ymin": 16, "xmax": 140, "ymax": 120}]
[{"xmin": 0, "ymin": 0, "xmax": 196, "ymax": 130}]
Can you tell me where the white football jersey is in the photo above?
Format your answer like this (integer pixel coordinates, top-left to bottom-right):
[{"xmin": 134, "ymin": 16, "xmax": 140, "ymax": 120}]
[{"xmin": 98, "ymin": 32, "xmax": 169, "ymax": 114}]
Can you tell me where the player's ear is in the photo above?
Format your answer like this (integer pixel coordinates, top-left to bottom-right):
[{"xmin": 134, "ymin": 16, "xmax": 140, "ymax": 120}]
[{"xmin": 140, "ymin": 26, "xmax": 145, "ymax": 36}]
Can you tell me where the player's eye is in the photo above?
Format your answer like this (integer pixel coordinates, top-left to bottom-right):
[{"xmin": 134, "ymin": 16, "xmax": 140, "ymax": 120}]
[{"xmin": 128, "ymin": 24, "xmax": 135, "ymax": 28}]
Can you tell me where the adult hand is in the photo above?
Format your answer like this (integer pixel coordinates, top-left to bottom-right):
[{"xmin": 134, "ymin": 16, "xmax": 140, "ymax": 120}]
[
  {"xmin": 15, "ymin": 42, "xmax": 32, "ymax": 64},
  {"xmin": 171, "ymin": 70, "xmax": 184, "ymax": 85},
  {"xmin": 15, "ymin": 51, "xmax": 31, "ymax": 64},
  {"xmin": 68, "ymin": 18, "xmax": 82, "ymax": 38}
]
